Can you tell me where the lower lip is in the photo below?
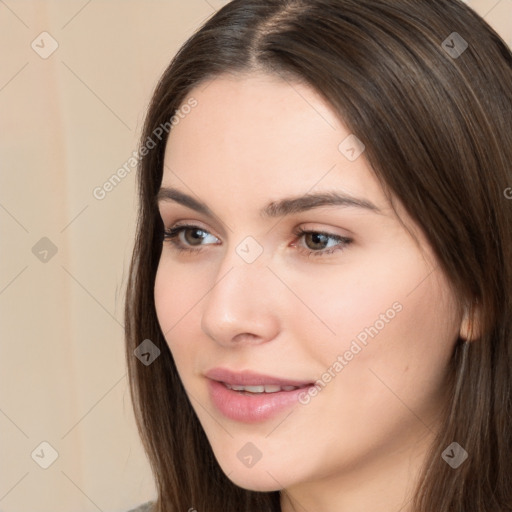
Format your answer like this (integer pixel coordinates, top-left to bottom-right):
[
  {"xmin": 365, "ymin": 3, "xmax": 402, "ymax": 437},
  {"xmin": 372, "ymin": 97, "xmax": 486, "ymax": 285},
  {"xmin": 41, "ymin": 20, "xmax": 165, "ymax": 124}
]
[{"xmin": 207, "ymin": 379, "xmax": 313, "ymax": 423}]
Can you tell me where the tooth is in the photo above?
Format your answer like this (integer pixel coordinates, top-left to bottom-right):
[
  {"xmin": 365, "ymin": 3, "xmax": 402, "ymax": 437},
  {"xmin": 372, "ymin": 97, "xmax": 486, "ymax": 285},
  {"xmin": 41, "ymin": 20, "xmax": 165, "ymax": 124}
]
[
  {"xmin": 244, "ymin": 385, "xmax": 265, "ymax": 393},
  {"xmin": 224, "ymin": 383, "xmax": 301, "ymax": 393}
]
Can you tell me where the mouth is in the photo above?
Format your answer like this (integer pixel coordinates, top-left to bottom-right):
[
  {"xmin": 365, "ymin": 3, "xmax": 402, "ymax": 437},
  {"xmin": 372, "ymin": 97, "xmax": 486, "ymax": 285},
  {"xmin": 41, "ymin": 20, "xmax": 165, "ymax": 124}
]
[
  {"xmin": 205, "ymin": 367, "xmax": 315, "ymax": 423},
  {"xmin": 222, "ymin": 383, "xmax": 303, "ymax": 394}
]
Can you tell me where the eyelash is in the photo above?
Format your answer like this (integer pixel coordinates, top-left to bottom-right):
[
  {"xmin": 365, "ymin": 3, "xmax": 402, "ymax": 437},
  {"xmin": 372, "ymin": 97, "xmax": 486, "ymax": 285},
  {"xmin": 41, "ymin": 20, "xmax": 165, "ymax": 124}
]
[{"xmin": 161, "ymin": 224, "xmax": 352, "ymax": 258}]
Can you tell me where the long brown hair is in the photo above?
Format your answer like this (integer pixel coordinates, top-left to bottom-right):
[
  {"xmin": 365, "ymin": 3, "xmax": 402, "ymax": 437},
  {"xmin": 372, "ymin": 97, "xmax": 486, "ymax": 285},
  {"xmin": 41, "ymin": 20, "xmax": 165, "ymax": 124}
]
[{"xmin": 124, "ymin": 1, "xmax": 512, "ymax": 510}]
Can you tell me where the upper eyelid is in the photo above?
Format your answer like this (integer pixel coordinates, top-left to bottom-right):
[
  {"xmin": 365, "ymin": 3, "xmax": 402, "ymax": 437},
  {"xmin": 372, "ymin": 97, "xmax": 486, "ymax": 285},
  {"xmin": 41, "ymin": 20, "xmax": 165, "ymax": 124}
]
[
  {"xmin": 158, "ymin": 206, "xmax": 229, "ymax": 238},
  {"xmin": 166, "ymin": 222, "xmax": 345, "ymax": 235},
  {"xmin": 158, "ymin": 205, "xmax": 359, "ymax": 239},
  {"xmin": 169, "ymin": 222, "xmax": 221, "ymax": 240},
  {"xmin": 165, "ymin": 224, "xmax": 349, "ymax": 244}
]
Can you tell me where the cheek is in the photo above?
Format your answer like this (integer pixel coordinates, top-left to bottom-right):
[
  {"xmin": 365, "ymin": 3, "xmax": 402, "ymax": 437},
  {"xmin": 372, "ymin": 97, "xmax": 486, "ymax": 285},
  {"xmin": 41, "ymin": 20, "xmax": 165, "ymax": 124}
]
[
  {"xmin": 154, "ymin": 264, "xmax": 178, "ymax": 336},
  {"xmin": 153, "ymin": 259, "xmax": 206, "ymax": 335},
  {"xmin": 293, "ymin": 245, "xmax": 459, "ymax": 401},
  {"xmin": 154, "ymin": 261, "xmax": 206, "ymax": 385},
  {"xmin": 282, "ymin": 248, "xmax": 420, "ymax": 361},
  {"xmin": 322, "ymin": 269, "xmax": 458, "ymax": 423}
]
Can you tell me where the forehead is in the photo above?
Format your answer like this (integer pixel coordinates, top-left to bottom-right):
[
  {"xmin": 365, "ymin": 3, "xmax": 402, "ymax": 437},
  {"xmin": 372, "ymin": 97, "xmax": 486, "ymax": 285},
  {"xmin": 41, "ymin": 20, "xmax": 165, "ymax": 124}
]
[{"xmin": 162, "ymin": 72, "xmax": 384, "ymax": 211}]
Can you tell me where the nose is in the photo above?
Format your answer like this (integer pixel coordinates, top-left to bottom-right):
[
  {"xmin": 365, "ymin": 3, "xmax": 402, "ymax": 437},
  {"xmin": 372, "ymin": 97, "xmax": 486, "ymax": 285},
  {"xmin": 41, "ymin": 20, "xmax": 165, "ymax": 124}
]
[{"xmin": 200, "ymin": 245, "xmax": 281, "ymax": 347}]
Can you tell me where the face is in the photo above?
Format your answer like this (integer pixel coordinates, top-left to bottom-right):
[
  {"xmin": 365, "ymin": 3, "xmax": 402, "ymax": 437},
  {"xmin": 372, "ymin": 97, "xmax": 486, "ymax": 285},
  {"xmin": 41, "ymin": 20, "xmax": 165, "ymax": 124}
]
[{"xmin": 154, "ymin": 72, "xmax": 463, "ymax": 495}]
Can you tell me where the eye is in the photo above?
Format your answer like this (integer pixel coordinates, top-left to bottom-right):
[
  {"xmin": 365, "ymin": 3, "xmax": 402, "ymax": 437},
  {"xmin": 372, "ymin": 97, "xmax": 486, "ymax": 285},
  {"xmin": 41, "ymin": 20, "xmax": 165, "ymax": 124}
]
[
  {"xmin": 291, "ymin": 228, "xmax": 352, "ymax": 257},
  {"xmin": 162, "ymin": 224, "xmax": 220, "ymax": 253},
  {"xmin": 161, "ymin": 224, "xmax": 352, "ymax": 258}
]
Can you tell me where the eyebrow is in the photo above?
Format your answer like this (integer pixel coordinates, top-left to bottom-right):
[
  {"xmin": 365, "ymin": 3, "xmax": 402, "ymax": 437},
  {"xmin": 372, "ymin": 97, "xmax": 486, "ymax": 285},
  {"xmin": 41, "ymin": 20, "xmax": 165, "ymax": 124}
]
[{"xmin": 156, "ymin": 187, "xmax": 382, "ymax": 218}]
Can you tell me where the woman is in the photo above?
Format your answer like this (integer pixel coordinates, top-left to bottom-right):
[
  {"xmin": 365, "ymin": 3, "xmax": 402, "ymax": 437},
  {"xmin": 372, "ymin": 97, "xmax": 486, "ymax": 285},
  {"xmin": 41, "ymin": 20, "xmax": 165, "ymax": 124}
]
[{"xmin": 124, "ymin": 0, "xmax": 512, "ymax": 510}]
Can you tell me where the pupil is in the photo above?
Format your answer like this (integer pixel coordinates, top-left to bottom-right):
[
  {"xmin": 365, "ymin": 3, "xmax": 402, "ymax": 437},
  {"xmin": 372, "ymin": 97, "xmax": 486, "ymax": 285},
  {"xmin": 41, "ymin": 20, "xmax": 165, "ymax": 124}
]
[
  {"xmin": 186, "ymin": 228, "xmax": 205, "ymax": 245},
  {"xmin": 307, "ymin": 233, "xmax": 327, "ymax": 250}
]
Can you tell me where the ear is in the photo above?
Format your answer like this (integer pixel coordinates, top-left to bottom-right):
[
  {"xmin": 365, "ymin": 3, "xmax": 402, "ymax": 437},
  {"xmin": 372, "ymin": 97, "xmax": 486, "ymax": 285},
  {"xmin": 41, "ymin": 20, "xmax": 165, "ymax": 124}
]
[{"xmin": 459, "ymin": 299, "xmax": 481, "ymax": 342}]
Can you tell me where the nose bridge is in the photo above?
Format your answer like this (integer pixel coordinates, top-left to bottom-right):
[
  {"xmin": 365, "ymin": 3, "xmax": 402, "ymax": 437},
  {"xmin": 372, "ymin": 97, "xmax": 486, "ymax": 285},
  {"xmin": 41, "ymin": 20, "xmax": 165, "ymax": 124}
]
[{"xmin": 200, "ymin": 239, "xmax": 280, "ymax": 345}]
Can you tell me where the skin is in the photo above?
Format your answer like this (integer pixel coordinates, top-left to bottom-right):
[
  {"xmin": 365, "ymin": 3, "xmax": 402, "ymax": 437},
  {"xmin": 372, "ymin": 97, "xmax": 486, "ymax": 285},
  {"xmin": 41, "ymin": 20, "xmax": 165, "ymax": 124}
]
[{"xmin": 154, "ymin": 71, "xmax": 468, "ymax": 512}]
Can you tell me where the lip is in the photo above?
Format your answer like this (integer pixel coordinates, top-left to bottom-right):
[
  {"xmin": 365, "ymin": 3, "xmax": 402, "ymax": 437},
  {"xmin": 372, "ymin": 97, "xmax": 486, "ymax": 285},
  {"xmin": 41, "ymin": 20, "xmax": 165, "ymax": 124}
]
[
  {"xmin": 205, "ymin": 367, "xmax": 314, "ymax": 423},
  {"xmin": 205, "ymin": 367, "xmax": 313, "ymax": 387}
]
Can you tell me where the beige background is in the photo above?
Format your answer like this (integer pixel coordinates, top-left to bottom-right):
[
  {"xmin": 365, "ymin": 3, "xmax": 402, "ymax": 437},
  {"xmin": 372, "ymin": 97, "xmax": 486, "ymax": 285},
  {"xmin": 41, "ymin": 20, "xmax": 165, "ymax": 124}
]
[{"xmin": 0, "ymin": 1, "xmax": 510, "ymax": 511}]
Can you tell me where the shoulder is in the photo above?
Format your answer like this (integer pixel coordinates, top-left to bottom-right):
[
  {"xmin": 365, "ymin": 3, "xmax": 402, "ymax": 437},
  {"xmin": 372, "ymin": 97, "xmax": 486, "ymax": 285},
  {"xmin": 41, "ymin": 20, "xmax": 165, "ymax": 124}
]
[{"xmin": 125, "ymin": 501, "xmax": 155, "ymax": 512}]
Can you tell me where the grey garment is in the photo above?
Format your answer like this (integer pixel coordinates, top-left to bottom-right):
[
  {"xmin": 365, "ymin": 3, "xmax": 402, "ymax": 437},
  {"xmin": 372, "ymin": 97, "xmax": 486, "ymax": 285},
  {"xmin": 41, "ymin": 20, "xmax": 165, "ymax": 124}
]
[{"xmin": 126, "ymin": 501, "xmax": 155, "ymax": 512}]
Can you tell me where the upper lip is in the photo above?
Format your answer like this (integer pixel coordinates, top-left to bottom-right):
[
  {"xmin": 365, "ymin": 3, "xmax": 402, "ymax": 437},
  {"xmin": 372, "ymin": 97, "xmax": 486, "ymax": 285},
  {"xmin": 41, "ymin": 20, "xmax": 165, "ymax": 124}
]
[{"xmin": 205, "ymin": 367, "xmax": 313, "ymax": 387}]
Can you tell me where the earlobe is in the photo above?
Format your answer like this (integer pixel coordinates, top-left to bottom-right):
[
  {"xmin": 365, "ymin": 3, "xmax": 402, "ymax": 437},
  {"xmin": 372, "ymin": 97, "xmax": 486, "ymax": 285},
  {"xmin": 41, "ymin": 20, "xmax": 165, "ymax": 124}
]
[{"xmin": 459, "ymin": 299, "xmax": 481, "ymax": 342}]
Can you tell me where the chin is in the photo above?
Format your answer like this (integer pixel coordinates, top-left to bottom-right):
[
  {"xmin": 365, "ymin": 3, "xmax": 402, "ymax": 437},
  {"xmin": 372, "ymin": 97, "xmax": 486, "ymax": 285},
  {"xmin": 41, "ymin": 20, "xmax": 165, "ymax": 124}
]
[{"xmin": 225, "ymin": 470, "xmax": 285, "ymax": 493}]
